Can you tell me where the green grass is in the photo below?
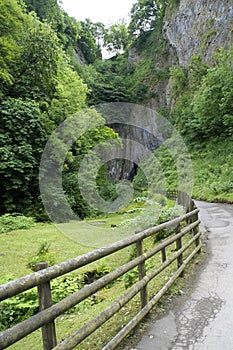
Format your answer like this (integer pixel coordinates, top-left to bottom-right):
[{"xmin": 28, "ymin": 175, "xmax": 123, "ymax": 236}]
[
  {"xmin": 0, "ymin": 198, "xmax": 168, "ymax": 280},
  {"xmin": 0, "ymin": 215, "xmax": 135, "ymax": 280},
  {"xmin": 191, "ymin": 138, "xmax": 233, "ymax": 203},
  {"xmin": 0, "ymin": 213, "xmax": 134, "ymax": 349},
  {"xmin": 0, "ymin": 200, "xmax": 174, "ymax": 279},
  {"xmin": 0, "ymin": 201, "xmax": 202, "ymax": 350},
  {"xmin": 1, "ymin": 227, "xmax": 199, "ymax": 350},
  {"xmin": 0, "ymin": 223, "xmax": 89, "ymax": 279},
  {"xmin": 133, "ymin": 136, "xmax": 233, "ymax": 204}
]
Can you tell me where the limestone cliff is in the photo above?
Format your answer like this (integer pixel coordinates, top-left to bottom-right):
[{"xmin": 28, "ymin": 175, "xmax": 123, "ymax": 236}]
[
  {"xmin": 148, "ymin": 0, "xmax": 233, "ymax": 110},
  {"xmin": 107, "ymin": 123, "xmax": 162, "ymax": 180},
  {"xmin": 74, "ymin": 46, "xmax": 87, "ymax": 65},
  {"xmin": 111, "ymin": 0, "xmax": 233, "ymax": 180},
  {"xmin": 164, "ymin": 0, "xmax": 233, "ymax": 67}
]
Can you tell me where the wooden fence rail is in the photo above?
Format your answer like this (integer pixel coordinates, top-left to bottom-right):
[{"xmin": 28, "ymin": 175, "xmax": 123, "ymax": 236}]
[{"xmin": 0, "ymin": 191, "xmax": 201, "ymax": 350}]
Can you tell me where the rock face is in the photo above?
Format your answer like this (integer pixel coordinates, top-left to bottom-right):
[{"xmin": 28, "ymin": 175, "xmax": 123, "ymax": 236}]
[
  {"xmin": 97, "ymin": 104, "xmax": 164, "ymax": 182},
  {"xmin": 164, "ymin": 0, "xmax": 233, "ymax": 67},
  {"xmin": 150, "ymin": 0, "xmax": 233, "ymax": 110},
  {"xmin": 74, "ymin": 46, "xmax": 87, "ymax": 65},
  {"xmin": 108, "ymin": 123, "xmax": 162, "ymax": 181},
  {"xmin": 110, "ymin": 0, "xmax": 233, "ymax": 180}
]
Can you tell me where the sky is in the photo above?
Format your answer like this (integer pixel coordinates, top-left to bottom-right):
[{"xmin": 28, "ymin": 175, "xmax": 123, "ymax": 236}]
[{"xmin": 61, "ymin": 0, "xmax": 136, "ymax": 25}]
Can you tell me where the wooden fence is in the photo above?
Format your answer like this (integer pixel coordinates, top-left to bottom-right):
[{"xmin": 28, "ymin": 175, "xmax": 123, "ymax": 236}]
[{"xmin": 0, "ymin": 191, "xmax": 201, "ymax": 350}]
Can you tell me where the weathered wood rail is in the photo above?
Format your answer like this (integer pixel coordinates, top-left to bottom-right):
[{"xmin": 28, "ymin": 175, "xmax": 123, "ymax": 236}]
[{"xmin": 0, "ymin": 191, "xmax": 201, "ymax": 350}]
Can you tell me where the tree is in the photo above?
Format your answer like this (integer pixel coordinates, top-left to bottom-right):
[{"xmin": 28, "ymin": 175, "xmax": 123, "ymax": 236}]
[
  {"xmin": 76, "ymin": 56, "xmax": 134, "ymax": 106},
  {"xmin": 45, "ymin": 60, "xmax": 88, "ymax": 129},
  {"xmin": 40, "ymin": 108, "xmax": 120, "ymax": 220},
  {"xmin": 63, "ymin": 121, "xmax": 120, "ymax": 218},
  {"xmin": 8, "ymin": 16, "xmax": 64, "ymax": 103},
  {"xmin": 58, "ymin": 12, "xmax": 81, "ymax": 50},
  {"xmin": 76, "ymin": 19, "xmax": 103, "ymax": 63},
  {"xmin": 129, "ymin": 0, "xmax": 165, "ymax": 38},
  {"xmin": 23, "ymin": 0, "xmax": 61, "ymax": 23},
  {"xmin": 0, "ymin": 98, "xmax": 47, "ymax": 214},
  {"xmin": 0, "ymin": 0, "xmax": 26, "ymax": 93},
  {"xmin": 0, "ymin": 2, "xmax": 66, "ymax": 103},
  {"xmin": 172, "ymin": 48, "xmax": 233, "ymax": 141},
  {"xmin": 104, "ymin": 20, "xmax": 130, "ymax": 55},
  {"xmin": 170, "ymin": 66, "xmax": 188, "ymax": 99},
  {"xmin": 192, "ymin": 55, "xmax": 233, "ymax": 138}
]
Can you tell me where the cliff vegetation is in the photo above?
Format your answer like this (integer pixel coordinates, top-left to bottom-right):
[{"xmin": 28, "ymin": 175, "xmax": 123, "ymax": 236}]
[{"xmin": 0, "ymin": 0, "xmax": 232, "ymax": 224}]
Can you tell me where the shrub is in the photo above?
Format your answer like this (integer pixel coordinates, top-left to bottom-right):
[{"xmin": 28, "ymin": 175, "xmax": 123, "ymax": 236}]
[
  {"xmin": 123, "ymin": 259, "xmax": 154, "ymax": 289},
  {"xmin": 0, "ymin": 213, "xmax": 35, "ymax": 233},
  {"xmin": 0, "ymin": 268, "xmax": 105, "ymax": 331},
  {"xmin": 0, "ymin": 275, "xmax": 38, "ymax": 331}
]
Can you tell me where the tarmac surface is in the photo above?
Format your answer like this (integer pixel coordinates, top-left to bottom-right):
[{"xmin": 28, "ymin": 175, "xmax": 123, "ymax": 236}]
[{"xmin": 130, "ymin": 201, "xmax": 233, "ymax": 350}]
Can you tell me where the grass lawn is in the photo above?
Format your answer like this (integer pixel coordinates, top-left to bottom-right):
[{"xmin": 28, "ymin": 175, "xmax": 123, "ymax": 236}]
[
  {"xmin": 0, "ymin": 222, "xmax": 92, "ymax": 279},
  {"xmin": 0, "ymin": 213, "xmax": 135, "ymax": 349},
  {"xmin": 0, "ymin": 203, "xmax": 202, "ymax": 350},
  {"xmin": 0, "ymin": 212, "xmax": 136, "ymax": 280}
]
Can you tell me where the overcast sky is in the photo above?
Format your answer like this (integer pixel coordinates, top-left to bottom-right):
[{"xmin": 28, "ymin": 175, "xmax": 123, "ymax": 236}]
[{"xmin": 61, "ymin": 0, "xmax": 136, "ymax": 25}]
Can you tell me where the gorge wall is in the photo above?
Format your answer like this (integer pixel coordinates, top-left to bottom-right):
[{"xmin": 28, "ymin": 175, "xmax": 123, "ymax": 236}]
[
  {"xmin": 111, "ymin": 0, "xmax": 233, "ymax": 181},
  {"xmin": 148, "ymin": 0, "xmax": 233, "ymax": 110},
  {"xmin": 164, "ymin": 0, "xmax": 233, "ymax": 67}
]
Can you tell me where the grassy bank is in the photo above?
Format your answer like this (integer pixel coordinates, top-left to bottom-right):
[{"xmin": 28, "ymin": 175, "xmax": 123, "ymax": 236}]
[
  {"xmin": 192, "ymin": 138, "xmax": 233, "ymax": 203},
  {"xmin": 0, "ymin": 197, "xmax": 201, "ymax": 349},
  {"xmin": 133, "ymin": 137, "xmax": 233, "ymax": 204},
  {"xmin": 0, "ymin": 223, "xmax": 198, "ymax": 350}
]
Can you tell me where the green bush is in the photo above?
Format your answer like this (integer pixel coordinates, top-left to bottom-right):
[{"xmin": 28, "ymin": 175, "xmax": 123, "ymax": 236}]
[
  {"xmin": 51, "ymin": 274, "xmax": 103, "ymax": 313},
  {"xmin": 154, "ymin": 204, "xmax": 184, "ymax": 242},
  {"xmin": 0, "ymin": 291, "xmax": 39, "ymax": 331},
  {"xmin": 0, "ymin": 213, "xmax": 35, "ymax": 233},
  {"xmin": 0, "ymin": 275, "xmax": 38, "ymax": 331},
  {"xmin": 51, "ymin": 275, "xmax": 84, "ymax": 303},
  {"xmin": 0, "ymin": 267, "xmax": 106, "ymax": 331}
]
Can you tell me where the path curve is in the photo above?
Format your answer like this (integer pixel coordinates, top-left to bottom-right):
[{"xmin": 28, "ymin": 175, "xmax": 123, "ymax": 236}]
[{"xmin": 130, "ymin": 201, "xmax": 233, "ymax": 350}]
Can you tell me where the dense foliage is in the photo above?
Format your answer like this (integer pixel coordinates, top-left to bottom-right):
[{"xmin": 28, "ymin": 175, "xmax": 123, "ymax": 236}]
[
  {"xmin": 0, "ymin": 1, "xmax": 232, "ymax": 340},
  {"xmin": 0, "ymin": 213, "xmax": 35, "ymax": 233},
  {"xmin": 171, "ymin": 50, "xmax": 233, "ymax": 141},
  {"xmin": 0, "ymin": 267, "xmax": 106, "ymax": 330},
  {"xmin": 129, "ymin": 0, "xmax": 166, "ymax": 38},
  {"xmin": 0, "ymin": 0, "xmax": 232, "ymax": 222},
  {"xmin": 0, "ymin": 98, "xmax": 46, "ymax": 213},
  {"xmin": 0, "ymin": 0, "xmax": 120, "ymax": 218},
  {"xmin": 133, "ymin": 47, "xmax": 233, "ymax": 202},
  {"xmin": 104, "ymin": 20, "xmax": 130, "ymax": 55}
]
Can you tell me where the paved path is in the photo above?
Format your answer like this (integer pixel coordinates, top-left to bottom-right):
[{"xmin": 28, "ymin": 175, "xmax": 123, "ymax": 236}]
[{"xmin": 130, "ymin": 201, "xmax": 233, "ymax": 350}]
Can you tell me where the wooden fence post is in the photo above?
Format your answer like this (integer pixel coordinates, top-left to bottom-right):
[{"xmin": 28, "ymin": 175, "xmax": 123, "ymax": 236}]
[
  {"xmin": 175, "ymin": 224, "xmax": 184, "ymax": 277},
  {"xmin": 135, "ymin": 235, "xmax": 148, "ymax": 309},
  {"xmin": 161, "ymin": 247, "xmax": 166, "ymax": 263},
  {"xmin": 193, "ymin": 212, "xmax": 201, "ymax": 253},
  {"xmin": 35, "ymin": 262, "xmax": 57, "ymax": 350}
]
